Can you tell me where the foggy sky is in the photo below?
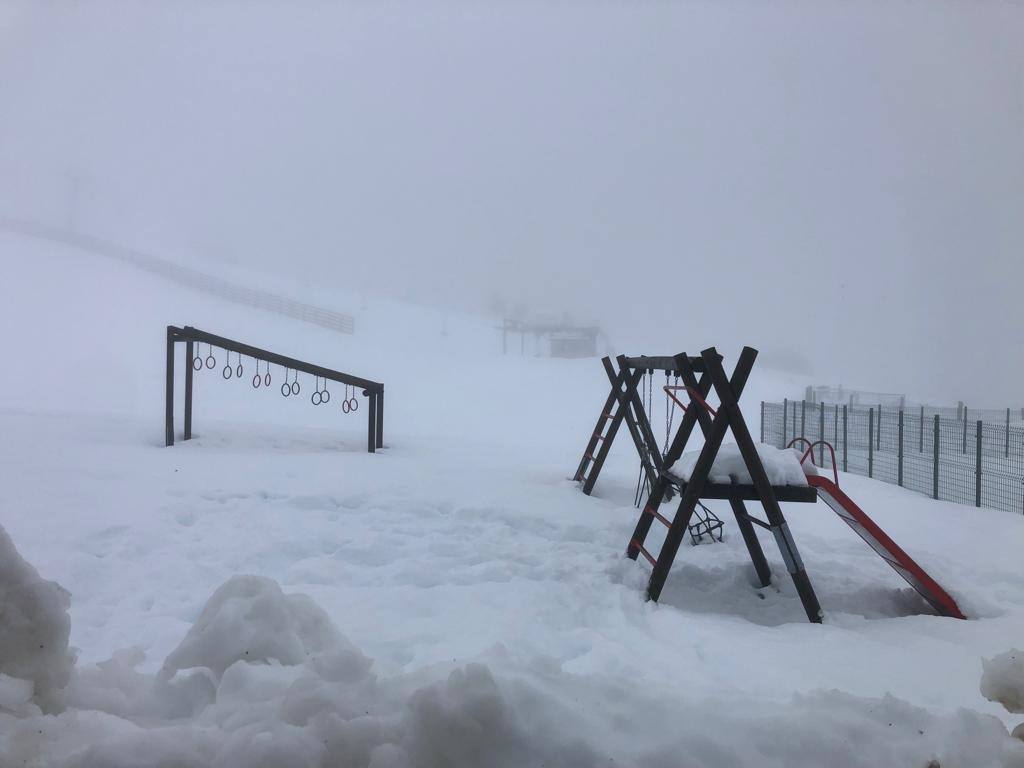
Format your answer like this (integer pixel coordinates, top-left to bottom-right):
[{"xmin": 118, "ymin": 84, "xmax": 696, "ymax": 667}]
[{"xmin": 1, "ymin": 1, "xmax": 1022, "ymax": 404}]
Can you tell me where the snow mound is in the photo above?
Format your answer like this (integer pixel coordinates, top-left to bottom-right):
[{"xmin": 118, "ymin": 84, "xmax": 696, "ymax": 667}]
[
  {"xmin": 0, "ymin": 523, "xmax": 74, "ymax": 713},
  {"xmin": 161, "ymin": 575, "xmax": 372, "ymax": 684},
  {"xmin": 983, "ymin": 649, "xmax": 1024, "ymax": 715},
  {"xmin": 676, "ymin": 443, "xmax": 810, "ymax": 486}
]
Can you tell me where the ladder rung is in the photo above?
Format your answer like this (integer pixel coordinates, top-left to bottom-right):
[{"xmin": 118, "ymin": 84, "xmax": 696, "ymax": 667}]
[
  {"xmin": 630, "ymin": 539, "xmax": 657, "ymax": 566},
  {"xmin": 593, "ymin": 433, "xmax": 606, "ymax": 441},
  {"xmin": 643, "ymin": 505, "xmax": 672, "ymax": 528},
  {"xmin": 601, "ymin": 412, "xmax": 614, "ymax": 419},
  {"xmin": 584, "ymin": 453, "xmax": 596, "ymax": 461}
]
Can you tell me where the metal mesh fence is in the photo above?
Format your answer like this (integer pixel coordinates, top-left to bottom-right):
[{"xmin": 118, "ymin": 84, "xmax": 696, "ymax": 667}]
[{"xmin": 761, "ymin": 400, "xmax": 1024, "ymax": 516}]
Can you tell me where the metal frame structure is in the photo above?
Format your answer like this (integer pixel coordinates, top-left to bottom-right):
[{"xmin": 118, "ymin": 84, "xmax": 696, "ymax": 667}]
[{"xmin": 165, "ymin": 325, "xmax": 384, "ymax": 452}]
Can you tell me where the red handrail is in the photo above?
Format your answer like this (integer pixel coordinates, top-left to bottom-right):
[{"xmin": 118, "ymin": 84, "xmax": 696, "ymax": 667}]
[
  {"xmin": 663, "ymin": 386, "xmax": 717, "ymax": 417},
  {"xmin": 787, "ymin": 438, "xmax": 839, "ymax": 487}
]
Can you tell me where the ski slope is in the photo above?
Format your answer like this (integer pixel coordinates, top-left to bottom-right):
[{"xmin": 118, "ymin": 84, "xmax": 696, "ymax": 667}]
[{"xmin": 2, "ymin": 229, "xmax": 1024, "ymax": 766}]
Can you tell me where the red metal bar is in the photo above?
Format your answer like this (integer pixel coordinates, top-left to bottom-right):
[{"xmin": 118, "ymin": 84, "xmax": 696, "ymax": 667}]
[
  {"xmin": 630, "ymin": 539, "xmax": 657, "ymax": 566},
  {"xmin": 664, "ymin": 385, "xmax": 717, "ymax": 417},
  {"xmin": 788, "ymin": 438, "xmax": 839, "ymax": 487},
  {"xmin": 643, "ymin": 505, "xmax": 672, "ymax": 528}
]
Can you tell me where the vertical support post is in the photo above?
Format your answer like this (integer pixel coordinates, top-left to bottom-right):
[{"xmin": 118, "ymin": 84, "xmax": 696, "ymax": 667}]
[
  {"xmin": 1006, "ymin": 408, "xmax": 1011, "ymax": 459},
  {"xmin": 878, "ymin": 405, "xmax": 882, "ymax": 449},
  {"xmin": 962, "ymin": 411, "xmax": 967, "ymax": 454},
  {"xmin": 782, "ymin": 398, "xmax": 788, "ymax": 446},
  {"xmin": 760, "ymin": 401, "xmax": 765, "ymax": 443},
  {"xmin": 834, "ymin": 402, "xmax": 839, "ymax": 449},
  {"xmin": 933, "ymin": 415, "xmax": 940, "ymax": 499},
  {"xmin": 818, "ymin": 402, "xmax": 825, "ymax": 465},
  {"xmin": 919, "ymin": 405, "xmax": 924, "ymax": 452},
  {"xmin": 976, "ymin": 420, "xmax": 983, "ymax": 507},
  {"xmin": 842, "ymin": 404, "xmax": 848, "ymax": 472},
  {"xmin": 868, "ymin": 407, "xmax": 874, "ymax": 478},
  {"xmin": 165, "ymin": 327, "xmax": 175, "ymax": 447},
  {"xmin": 366, "ymin": 391, "xmax": 377, "ymax": 453},
  {"xmin": 372, "ymin": 387, "xmax": 380, "ymax": 448},
  {"xmin": 184, "ymin": 339, "xmax": 194, "ymax": 441},
  {"xmin": 800, "ymin": 400, "xmax": 806, "ymax": 440},
  {"xmin": 897, "ymin": 409, "xmax": 904, "ymax": 487}
]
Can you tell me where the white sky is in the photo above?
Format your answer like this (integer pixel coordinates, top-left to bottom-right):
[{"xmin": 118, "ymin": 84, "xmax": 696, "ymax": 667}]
[{"xmin": 1, "ymin": 0, "xmax": 1022, "ymax": 404}]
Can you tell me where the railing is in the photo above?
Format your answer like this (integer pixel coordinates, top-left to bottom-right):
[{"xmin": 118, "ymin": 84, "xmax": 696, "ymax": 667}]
[
  {"xmin": 761, "ymin": 400, "xmax": 1024, "ymax": 515},
  {"xmin": 166, "ymin": 325, "xmax": 383, "ymax": 452}
]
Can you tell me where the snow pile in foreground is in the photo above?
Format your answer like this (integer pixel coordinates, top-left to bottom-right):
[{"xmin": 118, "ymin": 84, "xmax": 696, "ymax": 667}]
[
  {"xmin": 0, "ymin": 525, "xmax": 75, "ymax": 714},
  {"xmin": 677, "ymin": 443, "xmax": 810, "ymax": 486},
  {"xmin": 983, "ymin": 649, "xmax": 1024, "ymax": 740},
  {"xmin": 2, "ymin": 525, "xmax": 1024, "ymax": 768}
]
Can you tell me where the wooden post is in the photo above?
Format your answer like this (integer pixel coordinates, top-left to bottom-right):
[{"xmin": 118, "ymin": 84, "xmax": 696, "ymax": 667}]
[
  {"xmin": 165, "ymin": 327, "xmax": 175, "ymax": 447},
  {"xmin": 184, "ymin": 339, "xmax": 194, "ymax": 440}
]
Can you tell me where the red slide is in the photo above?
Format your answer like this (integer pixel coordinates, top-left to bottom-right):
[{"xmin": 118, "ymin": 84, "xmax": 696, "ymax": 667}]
[{"xmin": 807, "ymin": 475, "xmax": 966, "ymax": 619}]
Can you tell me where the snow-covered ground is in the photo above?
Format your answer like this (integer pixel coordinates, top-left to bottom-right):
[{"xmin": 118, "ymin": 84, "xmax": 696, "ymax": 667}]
[{"xmin": 2, "ymin": 229, "xmax": 1024, "ymax": 766}]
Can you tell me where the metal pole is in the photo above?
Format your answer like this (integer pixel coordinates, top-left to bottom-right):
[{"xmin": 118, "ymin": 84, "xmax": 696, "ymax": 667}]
[
  {"xmin": 801, "ymin": 400, "xmax": 806, "ymax": 440},
  {"xmin": 782, "ymin": 398, "xmax": 788, "ymax": 446},
  {"xmin": 898, "ymin": 409, "xmax": 904, "ymax": 487},
  {"xmin": 878, "ymin": 405, "xmax": 882, "ymax": 449},
  {"xmin": 819, "ymin": 402, "xmax": 825, "ymax": 465},
  {"xmin": 933, "ymin": 415, "xmax": 940, "ymax": 499},
  {"xmin": 370, "ymin": 393, "xmax": 382, "ymax": 454},
  {"xmin": 165, "ymin": 327, "xmax": 175, "ymax": 447},
  {"xmin": 760, "ymin": 401, "xmax": 765, "ymax": 443},
  {"xmin": 842, "ymin": 404, "xmax": 848, "ymax": 472},
  {"xmin": 376, "ymin": 388, "xmax": 384, "ymax": 449},
  {"xmin": 868, "ymin": 407, "xmax": 874, "ymax": 478},
  {"xmin": 919, "ymin": 405, "xmax": 924, "ymax": 452},
  {"xmin": 962, "ymin": 410, "xmax": 967, "ymax": 454},
  {"xmin": 184, "ymin": 339, "xmax": 194, "ymax": 440},
  {"xmin": 976, "ymin": 420, "xmax": 983, "ymax": 507},
  {"xmin": 1006, "ymin": 408, "xmax": 1011, "ymax": 459}
]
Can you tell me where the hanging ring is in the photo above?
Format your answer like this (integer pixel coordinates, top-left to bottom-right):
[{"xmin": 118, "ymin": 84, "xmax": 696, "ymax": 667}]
[
  {"xmin": 264, "ymin": 371, "xmax": 271, "ymax": 387},
  {"xmin": 348, "ymin": 397, "xmax": 359, "ymax": 412},
  {"xmin": 222, "ymin": 364, "xmax": 232, "ymax": 380},
  {"xmin": 291, "ymin": 380, "xmax": 300, "ymax": 396},
  {"xmin": 312, "ymin": 391, "xmax": 322, "ymax": 406},
  {"xmin": 321, "ymin": 388, "xmax": 331, "ymax": 403},
  {"xmin": 205, "ymin": 354, "xmax": 216, "ymax": 369},
  {"xmin": 192, "ymin": 356, "xmax": 203, "ymax": 371},
  {"xmin": 236, "ymin": 362, "xmax": 243, "ymax": 378},
  {"xmin": 342, "ymin": 398, "xmax": 350, "ymax": 414},
  {"xmin": 281, "ymin": 381, "xmax": 291, "ymax": 397},
  {"xmin": 252, "ymin": 373, "xmax": 261, "ymax": 389}
]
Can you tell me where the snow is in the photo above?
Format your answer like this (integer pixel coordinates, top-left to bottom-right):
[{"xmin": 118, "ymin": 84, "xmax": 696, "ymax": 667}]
[
  {"xmin": 0, "ymin": 522, "xmax": 74, "ymax": 714},
  {"xmin": 983, "ymin": 650, "xmax": 1024, "ymax": 715},
  {"xmin": 677, "ymin": 442, "xmax": 811, "ymax": 485},
  {"xmin": 3, "ymin": 229, "xmax": 1024, "ymax": 765}
]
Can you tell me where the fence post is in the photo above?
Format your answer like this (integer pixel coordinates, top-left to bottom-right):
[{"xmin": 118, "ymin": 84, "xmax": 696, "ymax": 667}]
[
  {"xmin": 819, "ymin": 402, "xmax": 825, "ymax": 465},
  {"xmin": 933, "ymin": 415, "xmax": 940, "ymax": 499},
  {"xmin": 1006, "ymin": 408, "xmax": 1011, "ymax": 459},
  {"xmin": 898, "ymin": 409, "xmax": 904, "ymax": 487},
  {"xmin": 801, "ymin": 400, "xmax": 806, "ymax": 440},
  {"xmin": 868, "ymin": 407, "xmax": 874, "ymax": 478},
  {"xmin": 834, "ymin": 403, "xmax": 839, "ymax": 448},
  {"xmin": 919, "ymin": 405, "xmax": 924, "ymax": 452},
  {"xmin": 976, "ymin": 420, "xmax": 983, "ymax": 507},
  {"xmin": 760, "ymin": 401, "xmax": 764, "ymax": 443},
  {"xmin": 878, "ymin": 405, "xmax": 882, "ymax": 449},
  {"xmin": 783, "ymin": 399, "xmax": 788, "ymax": 446},
  {"xmin": 842, "ymin": 405, "xmax": 848, "ymax": 472},
  {"xmin": 165, "ymin": 327, "xmax": 175, "ymax": 447},
  {"xmin": 962, "ymin": 411, "xmax": 967, "ymax": 454}
]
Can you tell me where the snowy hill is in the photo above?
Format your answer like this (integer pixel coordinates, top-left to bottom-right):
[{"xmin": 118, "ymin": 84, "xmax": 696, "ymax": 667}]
[{"xmin": 2, "ymin": 229, "xmax": 1024, "ymax": 766}]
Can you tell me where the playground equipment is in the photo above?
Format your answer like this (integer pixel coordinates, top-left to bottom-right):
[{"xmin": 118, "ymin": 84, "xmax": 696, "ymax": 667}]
[
  {"xmin": 164, "ymin": 325, "xmax": 383, "ymax": 452},
  {"xmin": 575, "ymin": 346, "xmax": 965, "ymax": 622},
  {"xmin": 574, "ymin": 354, "xmax": 723, "ymax": 539}
]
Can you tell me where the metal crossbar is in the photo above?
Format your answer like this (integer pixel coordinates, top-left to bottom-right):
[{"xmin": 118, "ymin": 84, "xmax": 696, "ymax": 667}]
[{"xmin": 165, "ymin": 325, "xmax": 384, "ymax": 452}]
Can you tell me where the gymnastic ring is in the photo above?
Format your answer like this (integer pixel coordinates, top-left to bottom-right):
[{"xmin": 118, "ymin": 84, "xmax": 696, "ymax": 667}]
[
  {"xmin": 252, "ymin": 374, "xmax": 261, "ymax": 389},
  {"xmin": 222, "ymin": 365, "xmax": 232, "ymax": 380},
  {"xmin": 321, "ymin": 389, "xmax": 331, "ymax": 404},
  {"xmin": 281, "ymin": 382, "xmax": 291, "ymax": 397},
  {"xmin": 342, "ymin": 399, "xmax": 350, "ymax": 414},
  {"xmin": 205, "ymin": 355, "xmax": 216, "ymax": 369},
  {"xmin": 236, "ymin": 363, "xmax": 243, "ymax": 378},
  {"xmin": 311, "ymin": 391, "xmax": 322, "ymax": 406},
  {"xmin": 291, "ymin": 380, "xmax": 300, "ymax": 396},
  {"xmin": 192, "ymin": 356, "xmax": 203, "ymax": 372},
  {"xmin": 264, "ymin": 372, "xmax": 271, "ymax": 387},
  {"xmin": 348, "ymin": 397, "xmax": 359, "ymax": 412}
]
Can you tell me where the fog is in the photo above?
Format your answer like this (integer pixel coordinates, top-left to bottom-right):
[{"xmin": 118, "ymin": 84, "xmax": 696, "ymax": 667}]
[{"xmin": 1, "ymin": 0, "xmax": 1022, "ymax": 404}]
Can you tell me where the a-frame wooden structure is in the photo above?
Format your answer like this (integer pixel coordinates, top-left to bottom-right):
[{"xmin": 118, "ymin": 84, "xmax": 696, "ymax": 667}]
[
  {"xmin": 624, "ymin": 346, "xmax": 824, "ymax": 623},
  {"xmin": 574, "ymin": 354, "xmax": 684, "ymax": 496}
]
